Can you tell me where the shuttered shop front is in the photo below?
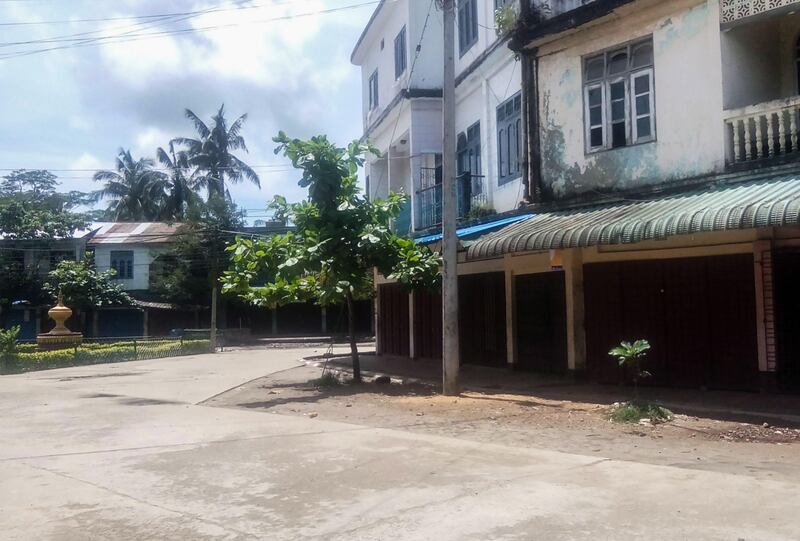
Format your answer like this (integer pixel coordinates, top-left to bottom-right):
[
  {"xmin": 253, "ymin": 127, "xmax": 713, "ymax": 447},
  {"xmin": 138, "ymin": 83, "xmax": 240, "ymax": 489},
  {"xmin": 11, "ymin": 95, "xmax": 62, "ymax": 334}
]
[{"xmin": 584, "ymin": 254, "xmax": 759, "ymax": 390}]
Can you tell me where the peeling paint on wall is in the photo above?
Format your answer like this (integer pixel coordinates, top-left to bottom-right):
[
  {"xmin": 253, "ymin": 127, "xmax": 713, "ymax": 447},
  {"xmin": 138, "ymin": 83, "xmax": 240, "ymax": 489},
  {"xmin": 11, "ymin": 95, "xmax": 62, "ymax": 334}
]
[
  {"xmin": 657, "ymin": 3, "xmax": 707, "ymax": 51},
  {"xmin": 537, "ymin": 0, "xmax": 725, "ymax": 202}
]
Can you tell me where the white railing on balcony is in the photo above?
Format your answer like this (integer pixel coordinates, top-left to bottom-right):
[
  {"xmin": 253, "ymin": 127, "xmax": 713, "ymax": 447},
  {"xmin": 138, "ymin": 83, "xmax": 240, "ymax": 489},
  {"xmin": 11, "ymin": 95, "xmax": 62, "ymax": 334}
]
[
  {"xmin": 724, "ymin": 96, "xmax": 800, "ymax": 165},
  {"xmin": 720, "ymin": 0, "xmax": 800, "ymax": 24}
]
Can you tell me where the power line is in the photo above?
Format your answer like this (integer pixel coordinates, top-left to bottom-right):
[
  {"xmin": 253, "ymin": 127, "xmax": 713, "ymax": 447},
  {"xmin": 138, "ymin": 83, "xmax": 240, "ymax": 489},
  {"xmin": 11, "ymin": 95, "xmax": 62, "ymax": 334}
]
[
  {"xmin": 0, "ymin": 1, "xmax": 384, "ymax": 60},
  {"xmin": 0, "ymin": 0, "xmax": 320, "ymax": 27}
]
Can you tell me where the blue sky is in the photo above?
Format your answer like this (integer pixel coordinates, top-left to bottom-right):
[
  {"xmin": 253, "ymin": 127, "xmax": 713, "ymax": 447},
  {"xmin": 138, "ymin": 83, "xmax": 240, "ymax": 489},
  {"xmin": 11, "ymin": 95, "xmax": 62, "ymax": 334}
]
[{"xmin": 0, "ymin": 0, "xmax": 373, "ymax": 221}]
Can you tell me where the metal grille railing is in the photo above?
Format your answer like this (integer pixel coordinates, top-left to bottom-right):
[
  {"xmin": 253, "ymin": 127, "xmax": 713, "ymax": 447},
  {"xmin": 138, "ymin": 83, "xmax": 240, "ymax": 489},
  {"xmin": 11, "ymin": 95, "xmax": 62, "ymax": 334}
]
[{"xmin": 414, "ymin": 173, "xmax": 487, "ymax": 230}]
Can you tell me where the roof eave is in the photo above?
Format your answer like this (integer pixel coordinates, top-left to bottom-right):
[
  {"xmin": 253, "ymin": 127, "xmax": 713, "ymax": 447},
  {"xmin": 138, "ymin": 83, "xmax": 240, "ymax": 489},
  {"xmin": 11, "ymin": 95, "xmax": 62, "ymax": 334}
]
[{"xmin": 350, "ymin": 0, "xmax": 387, "ymax": 65}]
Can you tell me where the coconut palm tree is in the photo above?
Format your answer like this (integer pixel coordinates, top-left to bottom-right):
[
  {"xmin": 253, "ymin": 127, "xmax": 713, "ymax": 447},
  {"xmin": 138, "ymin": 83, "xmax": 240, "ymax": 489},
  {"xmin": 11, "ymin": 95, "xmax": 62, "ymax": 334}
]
[
  {"xmin": 156, "ymin": 142, "xmax": 200, "ymax": 221},
  {"xmin": 92, "ymin": 149, "xmax": 168, "ymax": 221},
  {"xmin": 171, "ymin": 104, "xmax": 260, "ymax": 200}
]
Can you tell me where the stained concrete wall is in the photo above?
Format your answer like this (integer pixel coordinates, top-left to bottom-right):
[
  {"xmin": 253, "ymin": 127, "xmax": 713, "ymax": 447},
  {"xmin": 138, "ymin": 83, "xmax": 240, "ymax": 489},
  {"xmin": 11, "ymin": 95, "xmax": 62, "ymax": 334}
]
[
  {"xmin": 536, "ymin": 0, "xmax": 726, "ymax": 201},
  {"xmin": 721, "ymin": 19, "xmax": 781, "ymax": 109},
  {"xmin": 456, "ymin": 41, "xmax": 524, "ymax": 214},
  {"xmin": 720, "ymin": 11, "xmax": 800, "ymax": 109}
]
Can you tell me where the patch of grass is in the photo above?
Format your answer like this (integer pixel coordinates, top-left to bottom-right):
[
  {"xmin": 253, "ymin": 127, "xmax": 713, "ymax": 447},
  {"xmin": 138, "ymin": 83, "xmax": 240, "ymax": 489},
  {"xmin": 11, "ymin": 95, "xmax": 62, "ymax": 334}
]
[
  {"xmin": 309, "ymin": 372, "xmax": 342, "ymax": 389},
  {"xmin": 608, "ymin": 401, "xmax": 673, "ymax": 424}
]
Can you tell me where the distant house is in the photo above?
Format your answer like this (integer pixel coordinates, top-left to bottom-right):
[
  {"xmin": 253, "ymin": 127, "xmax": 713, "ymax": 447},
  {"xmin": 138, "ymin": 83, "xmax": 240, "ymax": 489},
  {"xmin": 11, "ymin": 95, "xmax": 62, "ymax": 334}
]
[
  {"xmin": 86, "ymin": 222, "xmax": 195, "ymax": 337},
  {"xmin": 2, "ymin": 221, "xmax": 373, "ymax": 340},
  {"xmin": 0, "ymin": 226, "xmax": 96, "ymax": 339}
]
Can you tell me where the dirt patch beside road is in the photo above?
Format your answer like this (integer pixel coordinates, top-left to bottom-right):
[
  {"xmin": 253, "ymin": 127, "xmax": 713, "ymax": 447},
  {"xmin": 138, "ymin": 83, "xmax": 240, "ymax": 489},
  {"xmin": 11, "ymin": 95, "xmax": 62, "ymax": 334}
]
[{"xmin": 206, "ymin": 364, "xmax": 800, "ymax": 482}]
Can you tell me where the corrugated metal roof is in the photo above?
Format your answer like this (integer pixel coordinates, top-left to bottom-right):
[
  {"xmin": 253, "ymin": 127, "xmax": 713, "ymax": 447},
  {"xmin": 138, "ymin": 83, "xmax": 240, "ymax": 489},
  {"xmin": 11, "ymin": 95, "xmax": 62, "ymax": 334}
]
[
  {"xmin": 414, "ymin": 213, "xmax": 534, "ymax": 244},
  {"xmin": 87, "ymin": 222, "xmax": 187, "ymax": 245},
  {"xmin": 467, "ymin": 176, "xmax": 800, "ymax": 260}
]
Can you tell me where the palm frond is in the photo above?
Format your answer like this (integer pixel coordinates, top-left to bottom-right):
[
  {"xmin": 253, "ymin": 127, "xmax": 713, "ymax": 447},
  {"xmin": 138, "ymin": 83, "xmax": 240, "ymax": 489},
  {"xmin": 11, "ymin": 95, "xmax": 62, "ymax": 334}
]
[{"xmin": 184, "ymin": 109, "xmax": 210, "ymax": 139}]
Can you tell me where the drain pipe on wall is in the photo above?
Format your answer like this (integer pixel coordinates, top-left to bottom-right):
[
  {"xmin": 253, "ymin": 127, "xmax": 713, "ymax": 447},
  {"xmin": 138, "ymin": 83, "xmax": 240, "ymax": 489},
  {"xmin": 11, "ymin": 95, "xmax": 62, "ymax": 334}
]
[{"xmin": 521, "ymin": 48, "xmax": 543, "ymax": 205}]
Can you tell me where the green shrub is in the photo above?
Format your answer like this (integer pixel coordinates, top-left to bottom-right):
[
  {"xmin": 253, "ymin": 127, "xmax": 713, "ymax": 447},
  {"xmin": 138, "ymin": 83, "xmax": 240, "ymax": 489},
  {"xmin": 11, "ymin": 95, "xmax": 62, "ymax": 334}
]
[
  {"xmin": 309, "ymin": 372, "xmax": 341, "ymax": 388},
  {"xmin": 609, "ymin": 402, "xmax": 673, "ymax": 424},
  {"xmin": 7, "ymin": 338, "xmax": 212, "ymax": 374},
  {"xmin": 466, "ymin": 204, "xmax": 497, "ymax": 221},
  {"xmin": 0, "ymin": 326, "xmax": 20, "ymax": 359},
  {"xmin": 16, "ymin": 343, "xmax": 38, "ymax": 353}
]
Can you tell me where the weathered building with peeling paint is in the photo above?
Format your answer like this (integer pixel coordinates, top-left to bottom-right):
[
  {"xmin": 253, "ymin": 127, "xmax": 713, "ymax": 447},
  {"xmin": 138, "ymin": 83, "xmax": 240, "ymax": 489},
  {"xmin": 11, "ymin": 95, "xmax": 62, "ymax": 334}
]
[{"xmin": 361, "ymin": 0, "xmax": 800, "ymax": 392}]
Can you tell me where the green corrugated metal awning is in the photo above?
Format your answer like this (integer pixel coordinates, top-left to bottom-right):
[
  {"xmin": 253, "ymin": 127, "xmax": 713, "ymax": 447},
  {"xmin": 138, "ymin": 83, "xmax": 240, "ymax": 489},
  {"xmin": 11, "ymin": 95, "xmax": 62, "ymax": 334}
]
[{"xmin": 467, "ymin": 175, "xmax": 800, "ymax": 260}]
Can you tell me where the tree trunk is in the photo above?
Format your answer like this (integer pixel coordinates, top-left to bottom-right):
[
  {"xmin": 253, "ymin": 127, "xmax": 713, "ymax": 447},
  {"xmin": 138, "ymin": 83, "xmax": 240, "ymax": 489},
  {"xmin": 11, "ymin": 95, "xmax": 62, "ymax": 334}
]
[{"xmin": 346, "ymin": 292, "xmax": 361, "ymax": 383}]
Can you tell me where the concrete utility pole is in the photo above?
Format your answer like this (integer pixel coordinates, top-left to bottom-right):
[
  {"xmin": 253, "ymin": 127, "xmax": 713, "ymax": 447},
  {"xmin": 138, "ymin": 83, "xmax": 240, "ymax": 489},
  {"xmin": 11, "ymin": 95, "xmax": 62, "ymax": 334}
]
[{"xmin": 441, "ymin": 0, "xmax": 460, "ymax": 396}]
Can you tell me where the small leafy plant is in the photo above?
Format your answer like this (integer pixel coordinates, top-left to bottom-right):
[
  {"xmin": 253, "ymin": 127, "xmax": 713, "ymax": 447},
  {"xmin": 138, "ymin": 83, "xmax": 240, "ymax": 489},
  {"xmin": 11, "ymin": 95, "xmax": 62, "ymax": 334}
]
[
  {"xmin": 608, "ymin": 402, "xmax": 673, "ymax": 424},
  {"xmin": 310, "ymin": 372, "xmax": 341, "ymax": 389},
  {"xmin": 0, "ymin": 326, "xmax": 20, "ymax": 368},
  {"xmin": 466, "ymin": 204, "xmax": 497, "ymax": 221},
  {"xmin": 494, "ymin": 4, "xmax": 518, "ymax": 37},
  {"xmin": 609, "ymin": 339, "xmax": 651, "ymax": 400}
]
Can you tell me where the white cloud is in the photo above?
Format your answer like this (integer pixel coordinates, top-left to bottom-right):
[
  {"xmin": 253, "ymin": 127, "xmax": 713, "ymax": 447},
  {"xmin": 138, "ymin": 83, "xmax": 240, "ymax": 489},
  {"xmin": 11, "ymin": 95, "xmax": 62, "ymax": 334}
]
[
  {"xmin": 133, "ymin": 127, "xmax": 173, "ymax": 158},
  {"xmin": 66, "ymin": 153, "xmax": 107, "ymax": 193},
  {"xmin": 0, "ymin": 0, "xmax": 375, "ymax": 213}
]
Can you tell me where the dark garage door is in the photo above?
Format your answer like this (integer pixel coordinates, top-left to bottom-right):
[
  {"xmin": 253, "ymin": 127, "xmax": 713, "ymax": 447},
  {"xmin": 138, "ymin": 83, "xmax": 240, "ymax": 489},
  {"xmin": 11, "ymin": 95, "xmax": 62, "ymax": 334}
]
[
  {"xmin": 378, "ymin": 283, "xmax": 409, "ymax": 356},
  {"xmin": 516, "ymin": 272, "xmax": 567, "ymax": 373},
  {"xmin": 584, "ymin": 254, "xmax": 758, "ymax": 390},
  {"xmin": 459, "ymin": 272, "xmax": 506, "ymax": 367},
  {"xmin": 413, "ymin": 289, "xmax": 442, "ymax": 360},
  {"xmin": 774, "ymin": 251, "xmax": 800, "ymax": 390}
]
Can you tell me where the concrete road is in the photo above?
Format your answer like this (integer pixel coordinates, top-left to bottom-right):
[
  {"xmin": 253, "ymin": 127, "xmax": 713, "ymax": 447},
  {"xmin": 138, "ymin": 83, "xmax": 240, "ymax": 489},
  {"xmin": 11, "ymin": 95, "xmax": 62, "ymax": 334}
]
[{"xmin": 1, "ymin": 348, "xmax": 798, "ymax": 540}]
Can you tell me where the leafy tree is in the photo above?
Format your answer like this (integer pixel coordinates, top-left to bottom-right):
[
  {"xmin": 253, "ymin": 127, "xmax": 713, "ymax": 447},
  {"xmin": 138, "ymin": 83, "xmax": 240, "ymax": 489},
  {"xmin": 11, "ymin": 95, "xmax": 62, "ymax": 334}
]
[
  {"xmin": 44, "ymin": 254, "xmax": 133, "ymax": 312},
  {"xmin": 1, "ymin": 169, "xmax": 59, "ymax": 198},
  {"xmin": 172, "ymin": 105, "xmax": 260, "ymax": 199},
  {"xmin": 223, "ymin": 133, "xmax": 440, "ymax": 382},
  {"xmin": 92, "ymin": 148, "xmax": 169, "ymax": 221},
  {"xmin": 0, "ymin": 253, "xmax": 48, "ymax": 329},
  {"xmin": 157, "ymin": 142, "xmax": 200, "ymax": 220},
  {"xmin": 609, "ymin": 339, "xmax": 652, "ymax": 400},
  {"xmin": 0, "ymin": 175, "xmax": 89, "ymax": 328},
  {"xmin": 150, "ymin": 196, "xmax": 244, "ymax": 326},
  {"xmin": 0, "ymin": 198, "xmax": 88, "ymax": 240}
]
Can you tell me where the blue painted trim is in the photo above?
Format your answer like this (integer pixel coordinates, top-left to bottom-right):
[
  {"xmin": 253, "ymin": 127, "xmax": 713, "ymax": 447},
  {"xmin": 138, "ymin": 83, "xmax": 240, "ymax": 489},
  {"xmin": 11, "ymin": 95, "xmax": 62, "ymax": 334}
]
[{"xmin": 414, "ymin": 213, "xmax": 534, "ymax": 244}]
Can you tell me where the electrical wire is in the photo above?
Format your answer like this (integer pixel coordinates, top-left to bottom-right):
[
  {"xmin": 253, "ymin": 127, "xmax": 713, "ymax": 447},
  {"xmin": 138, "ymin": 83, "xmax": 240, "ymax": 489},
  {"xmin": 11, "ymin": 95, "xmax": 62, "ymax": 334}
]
[
  {"xmin": 0, "ymin": 0, "xmax": 321, "ymax": 27},
  {"xmin": 0, "ymin": 1, "xmax": 384, "ymax": 60}
]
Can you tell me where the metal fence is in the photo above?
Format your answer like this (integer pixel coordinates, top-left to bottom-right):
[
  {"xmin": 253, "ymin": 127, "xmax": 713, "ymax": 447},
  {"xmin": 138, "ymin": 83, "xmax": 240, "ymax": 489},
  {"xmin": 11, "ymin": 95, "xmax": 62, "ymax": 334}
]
[
  {"xmin": 3, "ymin": 332, "xmax": 215, "ymax": 374},
  {"xmin": 414, "ymin": 172, "xmax": 488, "ymax": 230}
]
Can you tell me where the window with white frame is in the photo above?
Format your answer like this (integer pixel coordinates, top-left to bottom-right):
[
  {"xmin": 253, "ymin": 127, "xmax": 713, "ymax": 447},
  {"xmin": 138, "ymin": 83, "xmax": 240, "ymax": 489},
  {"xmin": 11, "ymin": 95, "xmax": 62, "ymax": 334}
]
[
  {"xmin": 497, "ymin": 92, "xmax": 522, "ymax": 185},
  {"xmin": 583, "ymin": 38, "xmax": 655, "ymax": 152},
  {"xmin": 368, "ymin": 70, "xmax": 379, "ymax": 111},
  {"xmin": 110, "ymin": 250, "xmax": 133, "ymax": 280},
  {"xmin": 394, "ymin": 26, "xmax": 407, "ymax": 79},
  {"xmin": 458, "ymin": 0, "xmax": 478, "ymax": 56}
]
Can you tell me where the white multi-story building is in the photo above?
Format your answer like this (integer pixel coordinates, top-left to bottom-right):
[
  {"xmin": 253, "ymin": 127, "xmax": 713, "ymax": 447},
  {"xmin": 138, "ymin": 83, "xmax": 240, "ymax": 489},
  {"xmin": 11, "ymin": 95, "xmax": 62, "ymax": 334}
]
[
  {"xmin": 351, "ymin": 0, "xmax": 524, "ymax": 234},
  {"xmin": 367, "ymin": 0, "xmax": 800, "ymax": 393}
]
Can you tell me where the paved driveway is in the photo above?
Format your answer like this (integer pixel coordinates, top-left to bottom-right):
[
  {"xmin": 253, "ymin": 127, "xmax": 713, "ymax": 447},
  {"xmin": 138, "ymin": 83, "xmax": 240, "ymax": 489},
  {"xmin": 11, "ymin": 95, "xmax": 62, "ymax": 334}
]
[{"xmin": 1, "ymin": 348, "xmax": 799, "ymax": 540}]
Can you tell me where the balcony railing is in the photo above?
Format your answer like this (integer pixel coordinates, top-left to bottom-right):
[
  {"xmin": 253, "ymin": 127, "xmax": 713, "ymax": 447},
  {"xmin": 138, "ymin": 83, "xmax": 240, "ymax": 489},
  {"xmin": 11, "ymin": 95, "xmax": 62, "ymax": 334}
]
[
  {"xmin": 415, "ymin": 172, "xmax": 488, "ymax": 230},
  {"xmin": 724, "ymin": 96, "xmax": 800, "ymax": 165},
  {"xmin": 720, "ymin": 0, "xmax": 799, "ymax": 24}
]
